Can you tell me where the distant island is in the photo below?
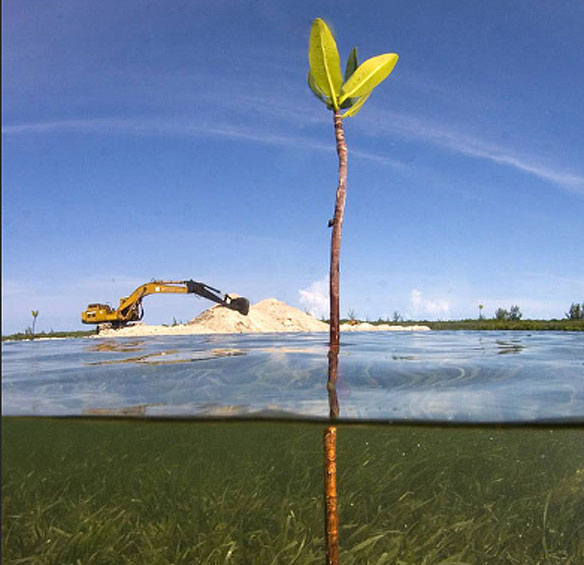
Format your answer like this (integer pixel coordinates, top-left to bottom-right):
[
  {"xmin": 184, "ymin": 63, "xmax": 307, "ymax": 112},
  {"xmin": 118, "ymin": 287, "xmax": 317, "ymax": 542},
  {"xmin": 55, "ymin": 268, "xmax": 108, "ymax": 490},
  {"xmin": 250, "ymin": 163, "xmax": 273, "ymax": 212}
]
[
  {"xmin": 3, "ymin": 317, "xmax": 583, "ymax": 342},
  {"xmin": 4, "ymin": 299, "xmax": 583, "ymax": 341}
]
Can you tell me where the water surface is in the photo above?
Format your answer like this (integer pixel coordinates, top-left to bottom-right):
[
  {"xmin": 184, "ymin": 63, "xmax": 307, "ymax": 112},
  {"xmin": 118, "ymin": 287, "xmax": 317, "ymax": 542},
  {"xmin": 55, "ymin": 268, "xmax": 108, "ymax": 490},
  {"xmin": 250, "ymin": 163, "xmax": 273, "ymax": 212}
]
[{"xmin": 2, "ymin": 331, "xmax": 583, "ymax": 422}]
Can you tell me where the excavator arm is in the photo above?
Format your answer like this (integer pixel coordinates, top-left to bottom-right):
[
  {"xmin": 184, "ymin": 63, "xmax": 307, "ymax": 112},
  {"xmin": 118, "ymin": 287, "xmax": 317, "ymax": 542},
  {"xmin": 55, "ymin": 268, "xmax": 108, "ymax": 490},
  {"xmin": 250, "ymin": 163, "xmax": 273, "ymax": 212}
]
[
  {"xmin": 81, "ymin": 279, "xmax": 249, "ymax": 327},
  {"xmin": 183, "ymin": 280, "xmax": 250, "ymax": 315}
]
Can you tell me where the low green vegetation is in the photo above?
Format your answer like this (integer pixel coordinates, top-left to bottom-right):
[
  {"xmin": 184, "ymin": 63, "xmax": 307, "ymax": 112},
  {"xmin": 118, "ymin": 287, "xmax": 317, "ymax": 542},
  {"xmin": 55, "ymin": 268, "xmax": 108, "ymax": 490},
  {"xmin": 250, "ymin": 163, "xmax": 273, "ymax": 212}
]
[
  {"xmin": 369, "ymin": 318, "xmax": 584, "ymax": 331},
  {"xmin": 3, "ymin": 418, "xmax": 583, "ymax": 563},
  {"xmin": 2, "ymin": 329, "xmax": 97, "ymax": 342},
  {"xmin": 427, "ymin": 318, "xmax": 584, "ymax": 331}
]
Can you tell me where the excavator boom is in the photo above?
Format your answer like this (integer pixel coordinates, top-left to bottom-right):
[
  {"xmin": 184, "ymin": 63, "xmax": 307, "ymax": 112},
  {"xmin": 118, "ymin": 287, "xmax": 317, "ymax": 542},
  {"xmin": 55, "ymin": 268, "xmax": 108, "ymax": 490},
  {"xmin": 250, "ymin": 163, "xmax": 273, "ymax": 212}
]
[{"xmin": 81, "ymin": 279, "xmax": 249, "ymax": 328}]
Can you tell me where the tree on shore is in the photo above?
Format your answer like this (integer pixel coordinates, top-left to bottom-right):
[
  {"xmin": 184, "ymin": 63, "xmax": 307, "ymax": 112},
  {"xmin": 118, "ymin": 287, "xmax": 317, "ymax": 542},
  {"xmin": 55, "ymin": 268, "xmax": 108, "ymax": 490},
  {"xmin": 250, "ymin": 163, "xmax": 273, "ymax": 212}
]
[
  {"xmin": 495, "ymin": 308, "xmax": 508, "ymax": 321},
  {"xmin": 495, "ymin": 305, "xmax": 522, "ymax": 321},
  {"xmin": 567, "ymin": 302, "xmax": 584, "ymax": 320},
  {"xmin": 509, "ymin": 305, "xmax": 522, "ymax": 321},
  {"xmin": 28, "ymin": 310, "xmax": 39, "ymax": 339}
]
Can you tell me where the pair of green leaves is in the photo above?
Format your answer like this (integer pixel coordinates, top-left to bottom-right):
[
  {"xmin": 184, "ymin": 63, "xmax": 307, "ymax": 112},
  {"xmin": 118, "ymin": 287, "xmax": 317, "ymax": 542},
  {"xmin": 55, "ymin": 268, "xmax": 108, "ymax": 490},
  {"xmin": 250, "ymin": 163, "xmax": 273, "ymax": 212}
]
[{"xmin": 307, "ymin": 18, "xmax": 398, "ymax": 118}]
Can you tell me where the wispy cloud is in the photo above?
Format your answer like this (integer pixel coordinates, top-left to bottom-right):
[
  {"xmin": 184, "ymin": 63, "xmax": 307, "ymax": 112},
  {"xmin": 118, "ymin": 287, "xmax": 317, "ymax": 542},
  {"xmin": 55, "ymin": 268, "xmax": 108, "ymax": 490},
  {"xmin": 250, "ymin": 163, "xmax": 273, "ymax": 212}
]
[
  {"xmin": 361, "ymin": 109, "xmax": 584, "ymax": 193},
  {"xmin": 2, "ymin": 117, "xmax": 405, "ymax": 169}
]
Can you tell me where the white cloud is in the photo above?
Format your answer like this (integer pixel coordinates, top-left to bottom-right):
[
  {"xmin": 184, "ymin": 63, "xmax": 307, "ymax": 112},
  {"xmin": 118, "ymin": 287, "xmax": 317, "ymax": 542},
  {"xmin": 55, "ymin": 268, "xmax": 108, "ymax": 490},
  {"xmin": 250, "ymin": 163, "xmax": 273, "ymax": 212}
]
[
  {"xmin": 299, "ymin": 277, "xmax": 328, "ymax": 318},
  {"xmin": 410, "ymin": 288, "xmax": 450, "ymax": 317}
]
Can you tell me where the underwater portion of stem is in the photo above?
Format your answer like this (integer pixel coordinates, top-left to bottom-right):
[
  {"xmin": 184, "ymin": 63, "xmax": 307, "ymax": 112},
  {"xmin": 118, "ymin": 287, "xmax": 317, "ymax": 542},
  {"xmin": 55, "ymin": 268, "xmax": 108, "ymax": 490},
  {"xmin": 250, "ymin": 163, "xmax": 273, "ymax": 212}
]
[{"xmin": 323, "ymin": 425, "xmax": 339, "ymax": 565}]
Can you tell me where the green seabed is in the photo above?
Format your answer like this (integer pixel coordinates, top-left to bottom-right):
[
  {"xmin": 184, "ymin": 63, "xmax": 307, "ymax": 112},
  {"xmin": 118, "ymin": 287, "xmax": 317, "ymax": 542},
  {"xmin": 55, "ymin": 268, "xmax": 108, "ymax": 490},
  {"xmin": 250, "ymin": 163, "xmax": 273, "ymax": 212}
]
[{"xmin": 2, "ymin": 418, "xmax": 583, "ymax": 563}]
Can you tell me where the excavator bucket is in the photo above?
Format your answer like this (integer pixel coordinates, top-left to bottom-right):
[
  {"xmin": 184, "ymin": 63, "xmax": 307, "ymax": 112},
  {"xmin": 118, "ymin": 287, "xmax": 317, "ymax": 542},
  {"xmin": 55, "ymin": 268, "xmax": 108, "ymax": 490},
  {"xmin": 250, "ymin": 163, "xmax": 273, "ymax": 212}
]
[{"xmin": 226, "ymin": 296, "xmax": 250, "ymax": 316}]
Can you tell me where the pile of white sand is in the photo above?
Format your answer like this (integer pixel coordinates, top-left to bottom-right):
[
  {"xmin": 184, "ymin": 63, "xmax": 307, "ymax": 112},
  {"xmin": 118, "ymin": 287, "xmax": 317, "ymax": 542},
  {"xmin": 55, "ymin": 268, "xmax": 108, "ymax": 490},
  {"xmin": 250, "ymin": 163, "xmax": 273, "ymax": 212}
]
[
  {"xmin": 188, "ymin": 298, "xmax": 329, "ymax": 333},
  {"xmin": 96, "ymin": 298, "xmax": 430, "ymax": 337}
]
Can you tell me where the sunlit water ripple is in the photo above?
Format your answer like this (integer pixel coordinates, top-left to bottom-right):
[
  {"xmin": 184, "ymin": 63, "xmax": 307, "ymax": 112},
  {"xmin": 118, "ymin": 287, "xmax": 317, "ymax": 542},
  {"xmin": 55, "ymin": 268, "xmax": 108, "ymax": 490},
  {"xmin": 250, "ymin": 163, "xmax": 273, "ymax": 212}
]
[{"xmin": 2, "ymin": 331, "xmax": 583, "ymax": 422}]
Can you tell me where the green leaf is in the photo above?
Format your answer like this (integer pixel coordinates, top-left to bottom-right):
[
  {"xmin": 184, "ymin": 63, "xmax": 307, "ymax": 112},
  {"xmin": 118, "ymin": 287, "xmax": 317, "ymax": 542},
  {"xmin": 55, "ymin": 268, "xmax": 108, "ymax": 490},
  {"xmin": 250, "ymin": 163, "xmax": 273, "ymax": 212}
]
[
  {"xmin": 339, "ymin": 53, "xmax": 398, "ymax": 105},
  {"xmin": 307, "ymin": 71, "xmax": 330, "ymax": 106},
  {"xmin": 344, "ymin": 47, "xmax": 359, "ymax": 82},
  {"xmin": 340, "ymin": 47, "xmax": 359, "ymax": 108},
  {"xmin": 308, "ymin": 18, "xmax": 343, "ymax": 109},
  {"xmin": 341, "ymin": 91, "xmax": 372, "ymax": 118}
]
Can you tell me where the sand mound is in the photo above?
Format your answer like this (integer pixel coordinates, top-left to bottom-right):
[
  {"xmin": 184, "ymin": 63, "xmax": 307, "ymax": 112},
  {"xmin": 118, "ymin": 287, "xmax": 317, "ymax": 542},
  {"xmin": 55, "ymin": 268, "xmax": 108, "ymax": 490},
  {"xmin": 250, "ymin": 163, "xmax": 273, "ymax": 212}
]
[
  {"xmin": 95, "ymin": 298, "xmax": 430, "ymax": 337},
  {"xmin": 96, "ymin": 298, "xmax": 328, "ymax": 337},
  {"xmin": 188, "ymin": 298, "xmax": 329, "ymax": 333}
]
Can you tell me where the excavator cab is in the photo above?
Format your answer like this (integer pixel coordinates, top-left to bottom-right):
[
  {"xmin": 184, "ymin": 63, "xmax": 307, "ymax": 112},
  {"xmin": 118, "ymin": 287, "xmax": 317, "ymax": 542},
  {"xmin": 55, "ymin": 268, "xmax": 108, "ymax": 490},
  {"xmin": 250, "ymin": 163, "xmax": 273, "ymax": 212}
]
[{"xmin": 81, "ymin": 303, "xmax": 114, "ymax": 324}]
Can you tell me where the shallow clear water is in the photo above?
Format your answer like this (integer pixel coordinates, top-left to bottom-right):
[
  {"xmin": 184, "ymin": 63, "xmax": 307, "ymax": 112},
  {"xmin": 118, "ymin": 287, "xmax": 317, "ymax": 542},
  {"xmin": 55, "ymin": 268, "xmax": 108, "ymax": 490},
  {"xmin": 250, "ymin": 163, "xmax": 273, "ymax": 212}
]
[
  {"xmin": 3, "ymin": 418, "xmax": 584, "ymax": 563},
  {"xmin": 3, "ymin": 332, "xmax": 584, "ymax": 562},
  {"xmin": 2, "ymin": 331, "xmax": 583, "ymax": 422}
]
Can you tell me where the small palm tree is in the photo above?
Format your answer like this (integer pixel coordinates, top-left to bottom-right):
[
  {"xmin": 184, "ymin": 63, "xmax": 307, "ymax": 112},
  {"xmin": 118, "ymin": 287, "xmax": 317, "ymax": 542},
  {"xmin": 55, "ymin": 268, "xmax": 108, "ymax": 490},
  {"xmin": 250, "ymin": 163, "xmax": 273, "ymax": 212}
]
[
  {"xmin": 478, "ymin": 304, "xmax": 484, "ymax": 320},
  {"xmin": 31, "ymin": 310, "xmax": 39, "ymax": 339}
]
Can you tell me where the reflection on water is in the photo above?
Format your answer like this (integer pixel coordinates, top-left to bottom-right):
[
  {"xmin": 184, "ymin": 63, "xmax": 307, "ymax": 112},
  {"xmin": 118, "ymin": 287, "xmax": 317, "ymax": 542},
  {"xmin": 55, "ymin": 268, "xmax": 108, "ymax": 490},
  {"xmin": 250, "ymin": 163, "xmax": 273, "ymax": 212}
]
[
  {"xmin": 84, "ymin": 348, "xmax": 246, "ymax": 366},
  {"xmin": 82, "ymin": 404, "xmax": 150, "ymax": 416},
  {"xmin": 80, "ymin": 403, "xmax": 293, "ymax": 417},
  {"xmin": 84, "ymin": 344, "xmax": 316, "ymax": 367},
  {"xmin": 86, "ymin": 340, "xmax": 146, "ymax": 353},
  {"xmin": 495, "ymin": 339, "xmax": 526, "ymax": 355}
]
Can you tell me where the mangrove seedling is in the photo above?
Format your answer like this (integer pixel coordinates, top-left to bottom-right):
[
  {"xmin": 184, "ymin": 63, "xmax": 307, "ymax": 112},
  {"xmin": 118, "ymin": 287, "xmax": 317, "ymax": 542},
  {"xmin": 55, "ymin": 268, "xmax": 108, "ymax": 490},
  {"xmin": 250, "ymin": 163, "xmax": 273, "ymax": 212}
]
[{"xmin": 307, "ymin": 18, "xmax": 399, "ymax": 565}]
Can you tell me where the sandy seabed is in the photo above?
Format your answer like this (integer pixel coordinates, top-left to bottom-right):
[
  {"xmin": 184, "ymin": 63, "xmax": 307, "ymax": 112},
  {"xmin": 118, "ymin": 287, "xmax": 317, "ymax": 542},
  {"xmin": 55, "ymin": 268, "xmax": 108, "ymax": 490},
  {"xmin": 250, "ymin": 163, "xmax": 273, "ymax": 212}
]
[{"xmin": 96, "ymin": 298, "xmax": 430, "ymax": 338}]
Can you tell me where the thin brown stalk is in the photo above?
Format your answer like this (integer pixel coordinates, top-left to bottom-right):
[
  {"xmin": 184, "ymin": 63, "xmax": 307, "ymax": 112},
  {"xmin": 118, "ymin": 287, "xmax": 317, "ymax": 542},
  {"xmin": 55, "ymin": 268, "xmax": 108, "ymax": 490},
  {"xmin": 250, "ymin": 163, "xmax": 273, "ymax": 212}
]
[
  {"xmin": 323, "ymin": 425, "xmax": 339, "ymax": 565},
  {"xmin": 328, "ymin": 108, "xmax": 348, "ymax": 398},
  {"xmin": 323, "ymin": 108, "xmax": 347, "ymax": 565}
]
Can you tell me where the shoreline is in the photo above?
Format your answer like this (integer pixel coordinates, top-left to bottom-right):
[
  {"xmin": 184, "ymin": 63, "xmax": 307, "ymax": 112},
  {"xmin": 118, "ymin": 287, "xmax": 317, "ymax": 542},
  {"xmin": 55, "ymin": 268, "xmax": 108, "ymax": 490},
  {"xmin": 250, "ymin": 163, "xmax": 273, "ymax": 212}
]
[{"xmin": 94, "ymin": 322, "xmax": 431, "ymax": 338}]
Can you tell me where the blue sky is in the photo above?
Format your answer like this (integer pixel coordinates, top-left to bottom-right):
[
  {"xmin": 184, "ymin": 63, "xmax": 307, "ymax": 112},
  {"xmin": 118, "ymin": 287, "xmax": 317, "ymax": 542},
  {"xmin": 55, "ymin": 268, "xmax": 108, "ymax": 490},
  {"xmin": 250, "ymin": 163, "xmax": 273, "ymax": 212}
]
[{"xmin": 2, "ymin": 0, "xmax": 583, "ymax": 334}]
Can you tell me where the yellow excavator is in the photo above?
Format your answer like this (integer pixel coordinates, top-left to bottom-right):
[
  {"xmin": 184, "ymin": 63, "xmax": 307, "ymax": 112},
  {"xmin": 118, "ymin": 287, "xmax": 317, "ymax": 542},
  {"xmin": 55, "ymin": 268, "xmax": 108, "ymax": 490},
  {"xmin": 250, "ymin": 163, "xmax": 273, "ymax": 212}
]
[{"xmin": 81, "ymin": 279, "xmax": 250, "ymax": 329}]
